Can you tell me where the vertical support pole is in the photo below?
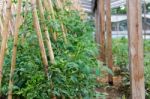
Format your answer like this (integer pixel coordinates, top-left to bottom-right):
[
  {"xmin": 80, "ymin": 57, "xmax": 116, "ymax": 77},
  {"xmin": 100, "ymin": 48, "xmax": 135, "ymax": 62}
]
[
  {"xmin": 55, "ymin": 0, "xmax": 67, "ymax": 43},
  {"xmin": 99, "ymin": 0, "xmax": 105, "ymax": 63},
  {"xmin": 127, "ymin": 0, "xmax": 145, "ymax": 99},
  {"xmin": 43, "ymin": 0, "xmax": 57, "ymax": 41},
  {"xmin": 0, "ymin": 0, "xmax": 12, "ymax": 93},
  {"xmin": 31, "ymin": 0, "xmax": 49, "ymax": 78},
  {"xmin": 0, "ymin": 0, "xmax": 3, "ymax": 37},
  {"xmin": 37, "ymin": 0, "xmax": 55, "ymax": 64},
  {"xmin": 106, "ymin": 0, "xmax": 113, "ymax": 85},
  {"xmin": 8, "ymin": 0, "xmax": 22, "ymax": 99}
]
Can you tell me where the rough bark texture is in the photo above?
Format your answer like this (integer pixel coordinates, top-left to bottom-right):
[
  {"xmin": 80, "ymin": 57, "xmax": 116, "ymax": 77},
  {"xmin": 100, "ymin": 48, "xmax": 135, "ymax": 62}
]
[
  {"xmin": 99, "ymin": 0, "xmax": 105, "ymax": 63},
  {"xmin": 127, "ymin": 0, "xmax": 145, "ymax": 99},
  {"xmin": 106, "ymin": 0, "xmax": 113, "ymax": 85}
]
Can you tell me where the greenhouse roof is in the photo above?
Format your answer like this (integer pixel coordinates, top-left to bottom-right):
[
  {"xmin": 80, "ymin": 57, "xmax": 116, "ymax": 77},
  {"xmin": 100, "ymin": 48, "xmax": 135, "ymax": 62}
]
[{"xmin": 81, "ymin": 0, "xmax": 150, "ymax": 13}]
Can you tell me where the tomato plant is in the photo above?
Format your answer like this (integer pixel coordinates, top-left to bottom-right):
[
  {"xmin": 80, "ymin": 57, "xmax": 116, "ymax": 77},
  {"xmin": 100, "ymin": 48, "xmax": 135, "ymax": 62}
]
[{"xmin": 1, "ymin": 1, "xmax": 103, "ymax": 98}]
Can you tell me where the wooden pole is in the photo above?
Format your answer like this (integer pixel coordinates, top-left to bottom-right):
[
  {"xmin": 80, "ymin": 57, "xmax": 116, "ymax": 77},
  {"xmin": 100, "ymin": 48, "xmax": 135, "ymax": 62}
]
[
  {"xmin": 56, "ymin": 0, "xmax": 62, "ymax": 8},
  {"xmin": 47, "ymin": 0, "xmax": 57, "ymax": 41},
  {"xmin": 31, "ymin": 0, "xmax": 49, "ymax": 78},
  {"xmin": 105, "ymin": 0, "xmax": 113, "ymax": 85},
  {"xmin": 99, "ymin": 0, "xmax": 105, "ymax": 63},
  {"xmin": 0, "ymin": 0, "xmax": 12, "ymax": 93},
  {"xmin": 9, "ymin": 20, "xmax": 14, "ymax": 35},
  {"xmin": 0, "ymin": 0, "xmax": 3, "ymax": 38},
  {"xmin": 8, "ymin": 0, "xmax": 22, "ymax": 99},
  {"xmin": 127, "ymin": 0, "xmax": 145, "ymax": 99},
  {"xmin": 0, "ymin": 18, "xmax": 3, "ymax": 38},
  {"xmin": 55, "ymin": 0, "xmax": 67, "ymax": 43},
  {"xmin": 32, "ymin": 2, "xmax": 55, "ymax": 98},
  {"xmin": 43, "ymin": 0, "xmax": 57, "ymax": 41},
  {"xmin": 37, "ymin": 0, "xmax": 55, "ymax": 64},
  {"xmin": 47, "ymin": 0, "xmax": 55, "ymax": 19}
]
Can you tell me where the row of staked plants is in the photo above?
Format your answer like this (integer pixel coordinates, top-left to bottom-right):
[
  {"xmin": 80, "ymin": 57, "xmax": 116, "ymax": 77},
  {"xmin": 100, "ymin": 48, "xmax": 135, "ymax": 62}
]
[
  {"xmin": 0, "ymin": 0, "xmax": 104, "ymax": 99},
  {"xmin": 112, "ymin": 37, "xmax": 150, "ymax": 98}
]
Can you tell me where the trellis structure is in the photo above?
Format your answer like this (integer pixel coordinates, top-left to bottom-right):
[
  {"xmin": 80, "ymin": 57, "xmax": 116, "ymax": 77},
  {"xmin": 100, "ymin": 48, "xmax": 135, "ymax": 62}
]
[
  {"xmin": 0, "ymin": 0, "xmax": 84, "ymax": 98},
  {"xmin": 0, "ymin": 0, "xmax": 146, "ymax": 98},
  {"xmin": 93, "ymin": 0, "xmax": 145, "ymax": 99}
]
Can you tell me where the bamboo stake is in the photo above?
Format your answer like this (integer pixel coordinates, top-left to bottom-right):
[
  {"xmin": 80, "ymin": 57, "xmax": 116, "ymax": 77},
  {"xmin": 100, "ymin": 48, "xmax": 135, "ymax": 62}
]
[
  {"xmin": 9, "ymin": 21, "xmax": 14, "ymax": 35},
  {"xmin": 47, "ymin": 0, "xmax": 55, "ymax": 19},
  {"xmin": 40, "ymin": 2, "xmax": 57, "ymax": 98},
  {"xmin": 21, "ymin": 0, "xmax": 29, "ymax": 44},
  {"xmin": 43, "ymin": 0, "xmax": 57, "ymax": 41},
  {"xmin": 9, "ymin": 3, "xmax": 16, "ymax": 36},
  {"xmin": 37, "ymin": 0, "xmax": 55, "ymax": 64},
  {"xmin": 56, "ymin": 0, "xmax": 62, "ymax": 8},
  {"xmin": 31, "ymin": 0, "xmax": 49, "ymax": 77},
  {"xmin": 2, "ymin": 0, "xmax": 6, "ymax": 23},
  {"xmin": 8, "ymin": 0, "xmax": 22, "ymax": 99},
  {"xmin": 56, "ymin": 0, "xmax": 67, "ymax": 43},
  {"xmin": 0, "ymin": 0, "xmax": 12, "ymax": 94},
  {"xmin": 0, "ymin": 0, "xmax": 4, "ymax": 38},
  {"xmin": 0, "ymin": 18, "xmax": 3, "ymax": 38}
]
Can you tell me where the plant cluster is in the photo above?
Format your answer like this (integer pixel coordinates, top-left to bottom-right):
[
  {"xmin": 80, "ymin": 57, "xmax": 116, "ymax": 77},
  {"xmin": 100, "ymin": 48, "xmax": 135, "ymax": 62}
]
[{"xmin": 0, "ymin": 1, "xmax": 102, "ymax": 99}]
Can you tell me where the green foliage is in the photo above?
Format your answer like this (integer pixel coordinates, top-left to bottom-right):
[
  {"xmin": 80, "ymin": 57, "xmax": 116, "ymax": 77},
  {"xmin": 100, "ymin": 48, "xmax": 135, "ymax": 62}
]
[
  {"xmin": 144, "ymin": 40, "xmax": 150, "ymax": 98},
  {"xmin": 111, "ymin": 6, "xmax": 127, "ymax": 15},
  {"xmin": 112, "ymin": 37, "xmax": 128, "ymax": 69},
  {"xmin": 1, "ymin": 2, "xmax": 103, "ymax": 99},
  {"xmin": 112, "ymin": 37, "xmax": 150, "ymax": 98}
]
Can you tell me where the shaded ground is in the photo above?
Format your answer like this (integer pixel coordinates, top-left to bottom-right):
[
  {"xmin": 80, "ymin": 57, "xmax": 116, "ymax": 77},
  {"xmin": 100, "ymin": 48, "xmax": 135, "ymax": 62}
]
[{"xmin": 96, "ymin": 67, "xmax": 130, "ymax": 99}]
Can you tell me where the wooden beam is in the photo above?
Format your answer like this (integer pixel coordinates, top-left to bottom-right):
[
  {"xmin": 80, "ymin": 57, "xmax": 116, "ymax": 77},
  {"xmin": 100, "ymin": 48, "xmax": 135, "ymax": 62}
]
[
  {"xmin": 106, "ymin": 0, "xmax": 113, "ymax": 85},
  {"xmin": 127, "ymin": 0, "xmax": 145, "ymax": 99},
  {"xmin": 99, "ymin": 0, "xmax": 105, "ymax": 63}
]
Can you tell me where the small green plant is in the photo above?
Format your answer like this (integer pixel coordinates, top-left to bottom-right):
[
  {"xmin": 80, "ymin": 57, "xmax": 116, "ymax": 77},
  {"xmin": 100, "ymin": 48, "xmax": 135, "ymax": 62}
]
[{"xmin": 112, "ymin": 37, "xmax": 128, "ymax": 69}]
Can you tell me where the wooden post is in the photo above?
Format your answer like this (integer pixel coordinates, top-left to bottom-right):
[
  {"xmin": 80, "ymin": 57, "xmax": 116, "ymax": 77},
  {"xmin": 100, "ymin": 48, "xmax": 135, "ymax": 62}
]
[
  {"xmin": 43, "ymin": 0, "xmax": 57, "ymax": 41},
  {"xmin": 127, "ymin": 0, "xmax": 145, "ymax": 99},
  {"xmin": 37, "ymin": 0, "xmax": 55, "ymax": 64},
  {"xmin": 0, "ymin": 0, "xmax": 12, "ymax": 93},
  {"xmin": 106, "ymin": 0, "xmax": 113, "ymax": 85},
  {"xmin": 31, "ymin": 0, "xmax": 49, "ymax": 78},
  {"xmin": 8, "ymin": 0, "xmax": 22, "ymax": 99},
  {"xmin": 99, "ymin": 0, "xmax": 105, "ymax": 63},
  {"xmin": 55, "ymin": 0, "xmax": 67, "ymax": 43},
  {"xmin": 0, "ymin": 17, "xmax": 3, "ymax": 38},
  {"xmin": 47, "ymin": 0, "xmax": 57, "ymax": 41},
  {"xmin": 0, "ymin": 0, "xmax": 3, "ymax": 37}
]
